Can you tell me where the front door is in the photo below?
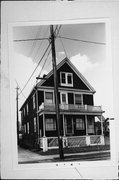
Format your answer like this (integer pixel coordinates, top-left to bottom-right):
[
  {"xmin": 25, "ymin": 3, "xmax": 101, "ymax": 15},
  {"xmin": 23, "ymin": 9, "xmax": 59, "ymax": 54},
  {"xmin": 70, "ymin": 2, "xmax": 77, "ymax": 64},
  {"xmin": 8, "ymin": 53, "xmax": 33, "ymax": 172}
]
[{"xmin": 66, "ymin": 117, "xmax": 74, "ymax": 135}]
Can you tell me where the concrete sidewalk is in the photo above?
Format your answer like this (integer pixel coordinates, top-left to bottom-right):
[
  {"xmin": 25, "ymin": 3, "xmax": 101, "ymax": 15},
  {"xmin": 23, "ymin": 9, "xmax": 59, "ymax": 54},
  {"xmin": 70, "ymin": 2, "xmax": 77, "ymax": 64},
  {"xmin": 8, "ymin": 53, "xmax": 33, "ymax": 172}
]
[{"xmin": 18, "ymin": 147, "xmax": 110, "ymax": 164}]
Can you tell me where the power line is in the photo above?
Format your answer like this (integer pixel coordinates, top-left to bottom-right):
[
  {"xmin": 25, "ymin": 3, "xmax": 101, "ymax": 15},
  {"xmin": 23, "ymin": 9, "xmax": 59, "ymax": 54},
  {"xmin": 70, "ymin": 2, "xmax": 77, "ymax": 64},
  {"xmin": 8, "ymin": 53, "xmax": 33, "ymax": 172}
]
[
  {"xmin": 58, "ymin": 33, "xmax": 69, "ymax": 58},
  {"xmin": 38, "ymin": 48, "xmax": 51, "ymax": 78},
  {"xmin": 15, "ymin": 79, "xmax": 26, "ymax": 99},
  {"xmin": 28, "ymin": 27, "xmax": 42, "ymax": 58},
  {"xmin": 19, "ymin": 42, "xmax": 51, "ymax": 96},
  {"xmin": 32, "ymin": 27, "xmax": 50, "ymax": 63},
  {"xmin": 14, "ymin": 37, "xmax": 49, "ymax": 42},
  {"xmin": 57, "ymin": 36, "xmax": 106, "ymax": 45},
  {"xmin": 18, "ymin": 25, "xmax": 61, "ymax": 96}
]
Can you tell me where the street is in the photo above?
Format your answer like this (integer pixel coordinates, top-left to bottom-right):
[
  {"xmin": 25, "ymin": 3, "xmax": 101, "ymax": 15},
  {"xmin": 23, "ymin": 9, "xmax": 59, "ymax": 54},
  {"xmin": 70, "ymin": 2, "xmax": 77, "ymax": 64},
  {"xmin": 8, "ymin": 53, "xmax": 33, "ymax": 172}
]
[{"xmin": 18, "ymin": 147, "xmax": 110, "ymax": 164}]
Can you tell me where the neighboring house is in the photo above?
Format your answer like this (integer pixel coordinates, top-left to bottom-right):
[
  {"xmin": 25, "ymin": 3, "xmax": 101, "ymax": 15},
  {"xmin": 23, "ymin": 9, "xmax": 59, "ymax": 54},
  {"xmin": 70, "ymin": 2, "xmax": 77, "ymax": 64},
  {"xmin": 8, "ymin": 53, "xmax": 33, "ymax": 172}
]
[{"xmin": 20, "ymin": 58, "xmax": 105, "ymax": 152}]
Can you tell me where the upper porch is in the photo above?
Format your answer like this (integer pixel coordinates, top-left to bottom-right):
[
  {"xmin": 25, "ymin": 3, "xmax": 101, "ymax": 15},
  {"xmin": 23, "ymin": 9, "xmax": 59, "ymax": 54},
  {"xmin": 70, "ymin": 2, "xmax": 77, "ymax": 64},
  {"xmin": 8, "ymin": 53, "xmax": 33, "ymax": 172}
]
[{"xmin": 38, "ymin": 102, "xmax": 104, "ymax": 115}]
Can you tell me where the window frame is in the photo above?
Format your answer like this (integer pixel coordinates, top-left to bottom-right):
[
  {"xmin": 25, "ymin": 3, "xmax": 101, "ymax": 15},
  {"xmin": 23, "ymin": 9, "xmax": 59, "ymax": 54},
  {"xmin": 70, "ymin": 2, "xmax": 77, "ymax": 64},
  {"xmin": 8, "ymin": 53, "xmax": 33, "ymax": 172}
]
[
  {"xmin": 27, "ymin": 122, "xmax": 29, "ymax": 134},
  {"xmin": 76, "ymin": 118, "xmax": 85, "ymax": 130},
  {"xmin": 45, "ymin": 118, "xmax": 56, "ymax": 131},
  {"xmin": 44, "ymin": 91, "xmax": 54, "ymax": 104},
  {"xmin": 33, "ymin": 94, "xmax": 36, "ymax": 109},
  {"xmin": 34, "ymin": 117, "xmax": 37, "ymax": 132},
  {"xmin": 60, "ymin": 91, "xmax": 68, "ymax": 104},
  {"xmin": 60, "ymin": 72, "xmax": 73, "ymax": 87},
  {"xmin": 74, "ymin": 93, "xmax": 83, "ymax": 105}
]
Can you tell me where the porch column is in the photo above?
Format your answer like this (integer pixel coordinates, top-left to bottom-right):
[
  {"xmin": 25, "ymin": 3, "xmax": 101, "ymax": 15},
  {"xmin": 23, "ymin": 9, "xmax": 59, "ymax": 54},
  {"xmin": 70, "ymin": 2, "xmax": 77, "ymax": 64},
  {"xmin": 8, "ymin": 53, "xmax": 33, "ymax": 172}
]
[
  {"xmin": 100, "ymin": 115, "xmax": 104, "ymax": 135},
  {"xmin": 63, "ymin": 114, "xmax": 66, "ymax": 136},
  {"xmin": 85, "ymin": 115, "xmax": 88, "ymax": 135},
  {"xmin": 43, "ymin": 113, "xmax": 46, "ymax": 137}
]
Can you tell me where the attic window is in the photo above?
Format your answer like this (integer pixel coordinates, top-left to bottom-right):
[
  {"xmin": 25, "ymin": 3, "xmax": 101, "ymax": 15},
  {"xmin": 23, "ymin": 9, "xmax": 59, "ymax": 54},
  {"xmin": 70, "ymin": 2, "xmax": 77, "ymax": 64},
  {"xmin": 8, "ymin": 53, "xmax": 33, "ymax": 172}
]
[{"xmin": 60, "ymin": 72, "xmax": 73, "ymax": 87}]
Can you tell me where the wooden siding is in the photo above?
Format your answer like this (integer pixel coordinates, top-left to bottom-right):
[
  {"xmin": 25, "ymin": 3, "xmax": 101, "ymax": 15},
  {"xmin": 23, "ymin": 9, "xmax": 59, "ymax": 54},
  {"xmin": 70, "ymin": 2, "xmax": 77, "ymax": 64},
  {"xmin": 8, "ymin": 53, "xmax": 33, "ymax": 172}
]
[{"xmin": 83, "ymin": 94, "xmax": 94, "ymax": 105}]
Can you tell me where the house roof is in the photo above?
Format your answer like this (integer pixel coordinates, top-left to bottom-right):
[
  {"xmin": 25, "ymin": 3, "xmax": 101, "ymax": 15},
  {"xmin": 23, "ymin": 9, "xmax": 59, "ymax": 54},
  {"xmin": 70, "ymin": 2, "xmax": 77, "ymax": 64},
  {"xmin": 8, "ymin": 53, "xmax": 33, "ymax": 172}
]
[
  {"xmin": 37, "ymin": 57, "xmax": 96, "ymax": 92},
  {"xmin": 20, "ymin": 57, "xmax": 96, "ymax": 111}
]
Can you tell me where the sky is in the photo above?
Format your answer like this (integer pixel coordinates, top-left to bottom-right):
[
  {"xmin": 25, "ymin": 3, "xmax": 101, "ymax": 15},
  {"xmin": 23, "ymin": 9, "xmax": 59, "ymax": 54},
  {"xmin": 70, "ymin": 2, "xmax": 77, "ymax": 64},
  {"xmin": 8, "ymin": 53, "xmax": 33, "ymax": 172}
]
[{"xmin": 13, "ymin": 23, "xmax": 114, "ymax": 118}]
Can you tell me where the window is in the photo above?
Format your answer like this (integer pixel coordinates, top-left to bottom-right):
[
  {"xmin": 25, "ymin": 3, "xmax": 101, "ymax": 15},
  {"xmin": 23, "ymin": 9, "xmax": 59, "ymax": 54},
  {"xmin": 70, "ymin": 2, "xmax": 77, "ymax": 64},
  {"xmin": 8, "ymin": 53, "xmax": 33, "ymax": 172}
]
[
  {"xmin": 33, "ymin": 94, "xmax": 36, "ymax": 109},
  {"xmin": 26, "ymin": 103, "xmax": 29, "ymax": 114},
  {"xmin": 27, "ymin": 122, "xmax": 29, "ymax": 134},
  {"xmin": 24, "ymin": 124, "xmax": 26, "ymax": 133},
  {"xmin": 76, "ymin": 118, "xmax": 85, "ymax": 130},
  {"xmin": 46, "ymin": 118, "xmax": 56, "ymax": 131},
  {"xmin": 75, "ymin": 94, "xmax": 82, "ymax": 105},
  {"xmin": 45, "ymin": 91, "xmax": 53, "ymax": 104},
  {"xmin": 23, "ymin": 107, "xmax": 25, "ymax": 116},
  {"xmin": 60, "ymin": 72, "xmax": 73, "ymax": 86},
  {"xmin": 34, "ymin": 117, "xmax": 37, "ymax": 132},
  {"xmin": 61, "ymin": 92, "xmax": 68, "ymax": 104}
]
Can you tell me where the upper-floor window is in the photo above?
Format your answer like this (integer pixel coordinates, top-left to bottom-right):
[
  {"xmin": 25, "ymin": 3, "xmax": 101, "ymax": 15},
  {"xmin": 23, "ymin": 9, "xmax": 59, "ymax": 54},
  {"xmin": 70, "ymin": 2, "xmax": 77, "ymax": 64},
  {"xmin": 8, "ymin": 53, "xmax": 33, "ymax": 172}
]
[
  {"xmin": 60, "ymin": 72, "xmax": 73, "ymax": 87},
  {"xmin": 33, "ymin": 94, "xmax": 36, "ymax": 109},
  {"xmin": 45, "ymin": 91, "xmax": 53, "ymax": 104},
  {"xmin": 26, "ymin": 103, "xmax": 29, "ymax": 114},
  {"xmin": 74, "ymin": 94, "xmax": 82, "ymax": 105}
]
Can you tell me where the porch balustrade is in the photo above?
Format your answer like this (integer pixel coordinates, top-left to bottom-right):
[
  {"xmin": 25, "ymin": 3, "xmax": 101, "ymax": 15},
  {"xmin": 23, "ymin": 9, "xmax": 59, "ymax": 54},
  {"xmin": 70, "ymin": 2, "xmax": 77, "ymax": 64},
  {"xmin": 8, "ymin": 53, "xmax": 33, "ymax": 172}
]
[
  {"xmin": 39, "ymin": 103, "xmax": 102, "ymax": 113},
  {"xmin": 39, "ymin": 135, "xmax": 104, "ymax": 152}
]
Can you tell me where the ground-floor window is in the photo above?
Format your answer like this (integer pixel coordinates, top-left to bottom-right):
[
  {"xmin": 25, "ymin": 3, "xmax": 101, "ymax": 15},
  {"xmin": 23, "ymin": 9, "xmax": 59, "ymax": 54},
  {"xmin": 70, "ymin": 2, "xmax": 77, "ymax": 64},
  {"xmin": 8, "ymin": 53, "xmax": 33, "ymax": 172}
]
[
  {"xmin": 46, "ymin": 118, "xmax": 56, "ymax": 131},
  {"xmin": 34, "ymin": 117, "xmax": 37, "ymax": 132},
  {"xmin": 27, "ymin": 122, "xmax": 29, "ymax": 134},
  {"xmin": 76, "ymin": 118, "xmax": 85, "ymax": 130}
]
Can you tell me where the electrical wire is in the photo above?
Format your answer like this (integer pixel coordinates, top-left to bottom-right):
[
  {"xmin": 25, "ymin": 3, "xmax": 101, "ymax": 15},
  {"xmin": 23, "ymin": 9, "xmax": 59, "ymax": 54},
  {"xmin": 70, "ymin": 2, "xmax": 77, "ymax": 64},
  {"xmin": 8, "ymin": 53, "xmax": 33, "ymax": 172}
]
[
  {"xmin": 18, "ymin": 42, "xmax": 51, "ymax": 96},
  {"xmin": 58, "ymin": 33, "xmax": 69, "ymax": 58},
  {"xmin": 28, "ymin": 27, "xmax": 42, "ymax": 58},
  {"xmin": 15, "ymin": 79, "xmax": 26, "ymax": 99},
  {"xmin": 18, "ymin": 25, "xmax": 62, "ymax": 97},
  {"xmin": 57, "ymin": 36, "xmax": 106, "ymax": 45}
]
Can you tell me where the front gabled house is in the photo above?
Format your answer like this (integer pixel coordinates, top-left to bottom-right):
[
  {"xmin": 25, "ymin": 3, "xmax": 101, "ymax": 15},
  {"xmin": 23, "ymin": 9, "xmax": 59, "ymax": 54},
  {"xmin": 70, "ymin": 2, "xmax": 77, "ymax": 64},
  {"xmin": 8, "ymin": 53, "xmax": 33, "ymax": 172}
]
[{"xmin": 20, "ymin": 58, "xmax": 105, "ymax": 152}]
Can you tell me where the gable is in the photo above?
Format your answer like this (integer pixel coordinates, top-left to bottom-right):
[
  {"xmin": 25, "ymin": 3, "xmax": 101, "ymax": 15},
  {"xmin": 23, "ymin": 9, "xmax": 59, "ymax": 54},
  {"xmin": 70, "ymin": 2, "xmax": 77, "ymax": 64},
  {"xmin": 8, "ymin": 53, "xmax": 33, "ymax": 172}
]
[{"xmin": 39, "ymin": 59, "xmax": 95, "ymax": 92}]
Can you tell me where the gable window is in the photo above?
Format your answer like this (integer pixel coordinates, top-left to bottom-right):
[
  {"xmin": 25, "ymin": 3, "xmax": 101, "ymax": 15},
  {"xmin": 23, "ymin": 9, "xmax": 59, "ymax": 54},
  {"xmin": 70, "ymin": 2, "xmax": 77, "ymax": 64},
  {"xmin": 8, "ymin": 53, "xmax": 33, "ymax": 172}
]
[
  {"xmin": 33, "ymin": 94, "xmax": 36, "ymax": 109},
  {"xmin": 45, "ymin": 91, "xmax": 53, "ymax": 104},
  {"xmin": 46, "ymin": 118, "xmax": 56, "ymax": 131},
  {"xmin": 74, "ymin": 94, "xmax": 82, "ymax": 105},
  {"xmin": 60, "ymin": 72, "xmax": 73, "ymax": 86},
  {"xmin": 76, "ymin": 118, "xmax": 85, "ymax": 130}
]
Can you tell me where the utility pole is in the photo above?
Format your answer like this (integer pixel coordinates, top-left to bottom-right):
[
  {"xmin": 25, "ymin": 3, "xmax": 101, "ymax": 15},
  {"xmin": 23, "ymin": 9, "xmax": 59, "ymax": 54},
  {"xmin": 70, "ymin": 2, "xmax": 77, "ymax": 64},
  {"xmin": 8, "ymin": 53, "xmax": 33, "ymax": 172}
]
[
  {"xmin": 50, "ymin": 25, "xmax": 64, "ymax": 159},
  {"xmin": 16, "ymin": 86, "xmax": 19, "ymax": 145}
]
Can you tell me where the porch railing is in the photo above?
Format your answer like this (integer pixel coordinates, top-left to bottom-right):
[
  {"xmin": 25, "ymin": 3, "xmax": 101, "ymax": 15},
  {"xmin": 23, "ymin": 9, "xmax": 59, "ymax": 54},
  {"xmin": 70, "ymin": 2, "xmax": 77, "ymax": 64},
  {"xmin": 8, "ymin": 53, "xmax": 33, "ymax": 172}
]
[
  {"xmin": 39, "ymin": 103, "xmax": 102, "ymax": 112},
  {"xmin": 39, "ymin": 135, "xmax": 104, "ymax": 151}
]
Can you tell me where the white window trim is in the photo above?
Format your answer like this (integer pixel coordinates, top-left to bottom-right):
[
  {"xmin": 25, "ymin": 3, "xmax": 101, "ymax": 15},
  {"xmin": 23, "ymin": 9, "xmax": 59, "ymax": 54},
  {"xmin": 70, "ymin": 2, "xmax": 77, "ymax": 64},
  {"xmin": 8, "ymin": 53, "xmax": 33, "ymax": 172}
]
[
  {"xmin": 33, "ymin": 94, "xmax": 36, "ymax": 109},
  {"xmin": 44, "ymin": 90, "xmax": 54, "ymax": 104},
  {"xmin": 60, "ymin": 91, "xmax": 68, "ymax": 104},
  {"xmin": 26, "ymin": 103, "xmax": 29, "ymax": 114},
  {"xmin": 60, "ymin": 72, "xmax": 73, "ymax": 87},
  {"xmin": 74, "ymin": 93, "xmax": 83, "ymax": 105},
  {"xmin": 27, "ymin": 122, "xmax": 29, "ymax": 134},
  {"xmin": 34, "ymin": 117, "xmax": 37, "ymax": 132}
]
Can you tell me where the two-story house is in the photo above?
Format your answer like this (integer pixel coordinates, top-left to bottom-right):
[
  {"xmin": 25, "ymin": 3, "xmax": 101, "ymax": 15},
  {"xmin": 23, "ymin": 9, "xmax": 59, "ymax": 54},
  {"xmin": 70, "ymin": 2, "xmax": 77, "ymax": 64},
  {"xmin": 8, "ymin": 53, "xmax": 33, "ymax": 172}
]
[{"xmin": 20, "ymin": 58, "xmax": 105, "ymax": 152}]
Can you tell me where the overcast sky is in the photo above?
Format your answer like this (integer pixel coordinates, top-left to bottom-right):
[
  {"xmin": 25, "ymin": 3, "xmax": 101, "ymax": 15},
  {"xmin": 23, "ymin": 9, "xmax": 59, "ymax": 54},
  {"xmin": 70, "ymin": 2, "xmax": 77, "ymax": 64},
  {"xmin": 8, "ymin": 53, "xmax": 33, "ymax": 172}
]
[{"xmin": 13, "ymin": 23, "xmax": 114, "ymax": 118}]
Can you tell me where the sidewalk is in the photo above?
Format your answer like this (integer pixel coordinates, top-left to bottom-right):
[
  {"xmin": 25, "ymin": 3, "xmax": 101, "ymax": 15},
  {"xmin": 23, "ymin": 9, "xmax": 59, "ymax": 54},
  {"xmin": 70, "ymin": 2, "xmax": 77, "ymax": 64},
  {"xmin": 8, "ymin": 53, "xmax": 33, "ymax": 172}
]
[{"xmin": 18, "ymin": 147, "xmax": 110, "ymax": 164}]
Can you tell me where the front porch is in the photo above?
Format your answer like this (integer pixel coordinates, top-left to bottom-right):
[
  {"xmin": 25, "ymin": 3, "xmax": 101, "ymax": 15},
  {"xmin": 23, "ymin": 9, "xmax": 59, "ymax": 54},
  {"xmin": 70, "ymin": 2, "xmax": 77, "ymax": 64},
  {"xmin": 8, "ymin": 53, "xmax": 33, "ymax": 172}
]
[{"xmin": 39, "ymin": 135, "xmax": 104, "ymax": 152}]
